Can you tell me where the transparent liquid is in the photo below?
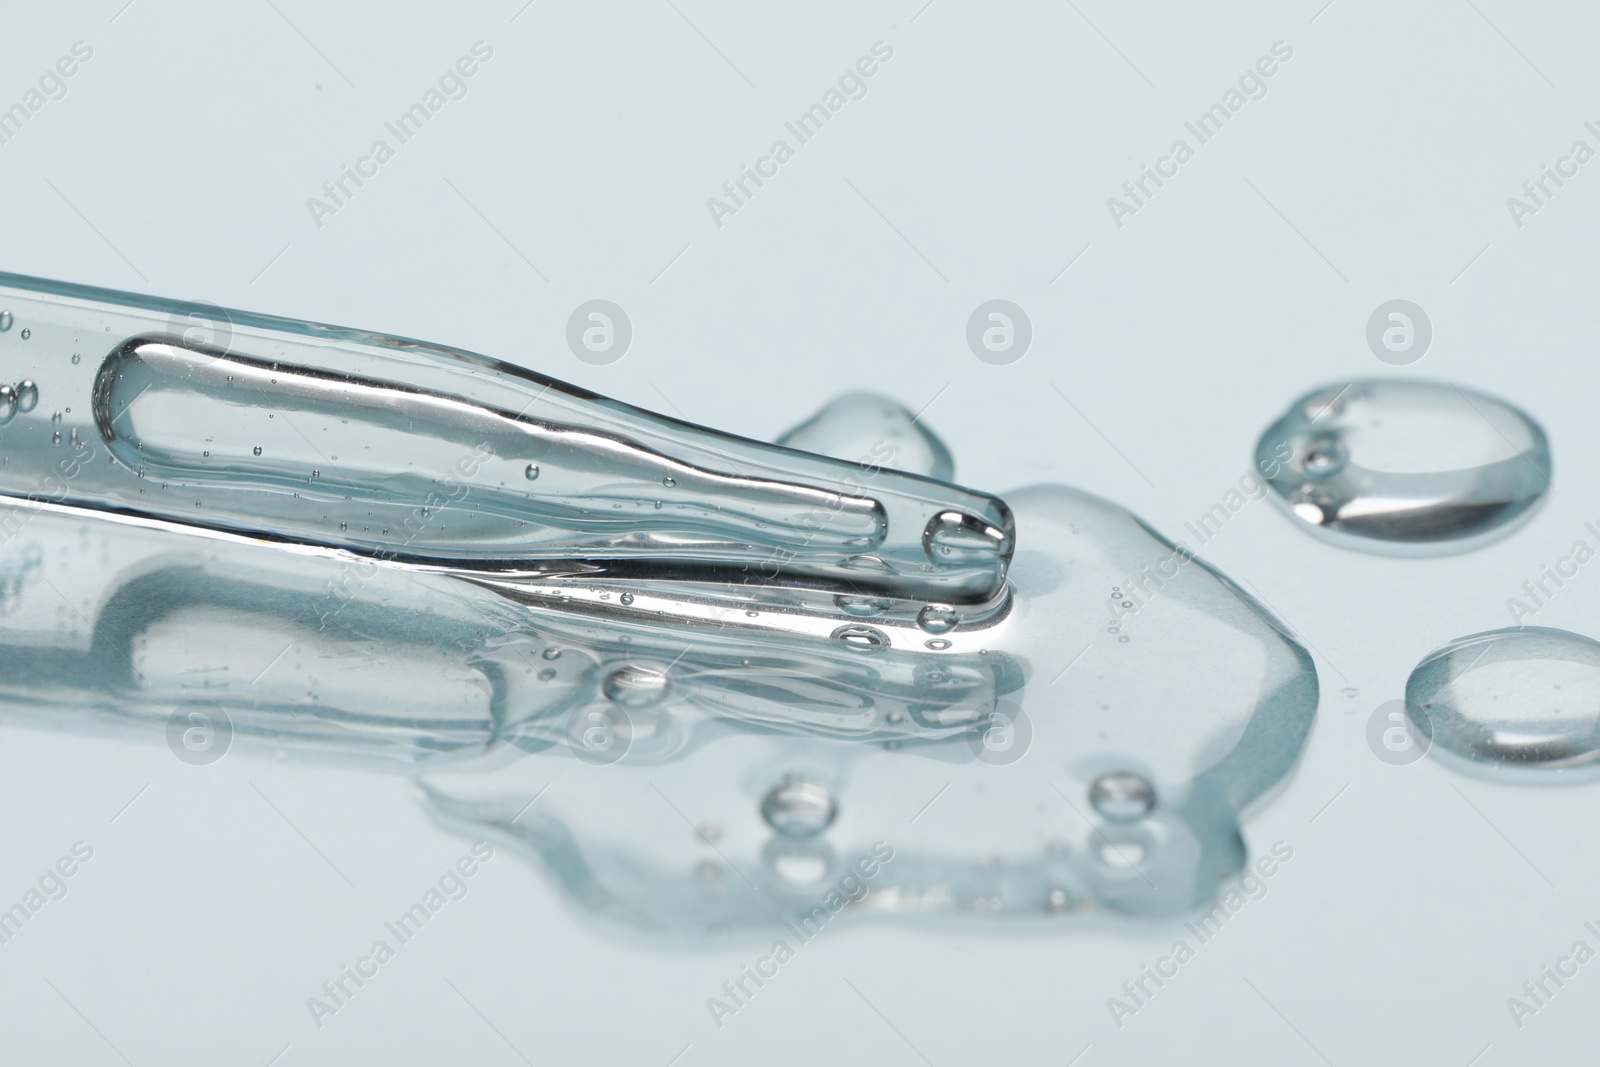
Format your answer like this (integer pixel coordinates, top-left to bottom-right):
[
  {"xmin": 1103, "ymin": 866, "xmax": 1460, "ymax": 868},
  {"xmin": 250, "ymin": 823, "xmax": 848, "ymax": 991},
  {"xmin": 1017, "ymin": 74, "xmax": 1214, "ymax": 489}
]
[
  {"xmin": 2, "ymin": 272, "xmax": 1013, "ymax": 605},
  {"xmin": 1256, "ymin": 380, "xmax": 1551, "ymax": 555},
  {"xmin": 1407, "ymin": 627, "xmax": 1600, "ymax": 781},
  {"xmin": 0, "ymin": 273, "xmax": 1320, "ymax": 936}
]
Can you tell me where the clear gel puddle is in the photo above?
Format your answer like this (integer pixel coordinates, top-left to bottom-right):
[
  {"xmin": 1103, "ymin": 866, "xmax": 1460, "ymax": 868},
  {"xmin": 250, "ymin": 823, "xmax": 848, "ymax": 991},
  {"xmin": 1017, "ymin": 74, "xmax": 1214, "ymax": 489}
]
[
  {"xmin": 1407, "ymin": 627, "xmax": 1600, "ymax": 781},
  {"xmin": 1256, "ymin": 380, "xmax": 1551, "ymax": 555},
  {"xmin": 420, "ymin": 482, "xmax": 1316, "ymax": 936},
  {"xmin": 0, "ymin": 273, "xmax": 1321, "ymax": 938}
]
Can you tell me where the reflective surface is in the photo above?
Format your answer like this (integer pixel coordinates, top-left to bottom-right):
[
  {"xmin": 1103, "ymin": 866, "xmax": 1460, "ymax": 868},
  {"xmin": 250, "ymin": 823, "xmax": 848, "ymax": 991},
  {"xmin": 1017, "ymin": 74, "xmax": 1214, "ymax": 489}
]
[{"xmin": 1255, "ymin": 380, "xmax": 1551, "ymax": 555}]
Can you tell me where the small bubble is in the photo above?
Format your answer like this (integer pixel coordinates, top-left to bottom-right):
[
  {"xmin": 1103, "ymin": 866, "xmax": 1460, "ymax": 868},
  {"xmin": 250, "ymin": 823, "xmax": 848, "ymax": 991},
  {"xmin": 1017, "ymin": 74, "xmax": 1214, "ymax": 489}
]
[
  {"xmin": 924, "ymin": 638, "xmax": 951, "ymax": 650},
  {"xmin": 761, "ymin": 777, "xmax": 837, "ymax": 838},
  {"xmin": 831, "ymin": 624, "xmax": 889, "ymax": 650},
  {"xmin": 524, "ymin": 464, "xmax": 539, "ymax": 480},
  {"xmin": 71, "ymin": 353, "xmax": 80, "ymax": 364},
  {"xmin": 537, "ymin": 668, "xmax": 556, "ymax": 681},
  {"xmin": 1301, "ymin": 434, "xmax": 1347, "ymax": 476},
  {"xmin": 917, "ymin": 604, "xmax": 959, "ymax": 634},
  {"xmin": 18, "ymin": 328, "xmax": 28, "ymax": 340},
  {"xmin": 253, "ymin": 446, "xmax": 262, "ymax": 456},
  {"xmin": 0, "ymin": 311, "xmax": 11, "ymax": 331},
  {"xmin": 542, "ymin": 648, "xmax": 561, "ymax": 660},
  {"xmin": 662, "ymin": 476, "xmax": 676, "ymax": 488},
  {"xmin": 602, "ymin": 663, "xmax": 670, "ymax": 708},
  {"xmin": 835, "ymin": 593, "xmax": 892, "ymax": 617},
  {"xmin": 1090, "ymin": 772, "xmax": 1156, "ymax": 822},
  {"xmin": 16, "ymin": 381, "xmax": 37, "ymax": 412},
  {"xmin": 619, "ymin": 592, "xmax": 634, "ymax": 606}
]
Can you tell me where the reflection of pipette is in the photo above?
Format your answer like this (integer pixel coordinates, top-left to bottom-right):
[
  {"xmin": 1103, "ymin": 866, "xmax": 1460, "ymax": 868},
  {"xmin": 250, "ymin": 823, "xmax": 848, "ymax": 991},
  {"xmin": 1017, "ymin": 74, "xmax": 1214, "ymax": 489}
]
[{"xmin": 0, "ymin": 271, "xmax": 1012, "ymax": 608}]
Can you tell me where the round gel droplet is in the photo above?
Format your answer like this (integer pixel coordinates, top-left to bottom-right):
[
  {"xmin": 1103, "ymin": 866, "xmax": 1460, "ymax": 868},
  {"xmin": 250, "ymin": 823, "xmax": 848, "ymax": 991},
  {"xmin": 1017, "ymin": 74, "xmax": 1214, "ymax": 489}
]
[
  {"xmin": 16, "ymin": 380, "xmax": 37, "ymax": 413},
  {"xmin": 1406, "ymin": 627, "xmax": 1600, "ymax": 781},
  {"xmin": 1089, "ymin": 772, "xmax": 1156, "ymax": 821},
  {"xmin": 760, "ymin": 777, "xmax": 837, "ymax": 838},
  {"xmin": 525, "ymin": 464, "xmax": 539, "ymax": 480},
  {"xmin": 1256, "ymin": 380, "xmax": 1550, "ymax": 555},
  {"xmin": 917, "ymin": 604, "xmax": 959, "ymax": 634},
  {"xmin": 0, "ymin": 312, "xmax": 11, "ymax": 332}
]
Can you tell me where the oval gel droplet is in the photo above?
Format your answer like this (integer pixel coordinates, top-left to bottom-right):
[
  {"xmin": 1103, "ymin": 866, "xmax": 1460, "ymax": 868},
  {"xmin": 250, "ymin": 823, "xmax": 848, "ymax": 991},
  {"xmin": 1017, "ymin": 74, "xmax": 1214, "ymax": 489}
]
[
  {"xmin": 1406, "ymin": 627, "xmax": 1600, "ymax": 780},
  {"xmin": 1256, "ymin": 381, "xmax": 1550, "ymax": 555}
]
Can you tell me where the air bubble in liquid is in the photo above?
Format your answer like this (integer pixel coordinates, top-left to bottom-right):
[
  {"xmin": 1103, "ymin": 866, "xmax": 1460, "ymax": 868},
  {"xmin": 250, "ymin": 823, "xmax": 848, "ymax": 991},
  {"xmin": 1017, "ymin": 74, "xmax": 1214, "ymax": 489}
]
[
  {"xmin": 602, "ymin": 663, "xmax": 670, "ymax": 709},
  {"xmin": 760, "ymin": 777, "xmax": 836, "ymax": 838},
  {"xmin": 1089, "ymin": 772, "xmax": 1156, "ymax": 821},
  {"xmin": 831, "ymin": 624, "xmax": 888, "ymax": 650}
]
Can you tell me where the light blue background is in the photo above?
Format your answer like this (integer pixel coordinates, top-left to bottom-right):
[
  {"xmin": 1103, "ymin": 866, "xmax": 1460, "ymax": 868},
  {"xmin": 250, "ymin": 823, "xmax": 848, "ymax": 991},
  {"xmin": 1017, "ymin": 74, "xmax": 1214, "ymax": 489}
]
[{"xmin": 1, "ymin": 1, "xmax": 1596, "ymax": 1063}]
